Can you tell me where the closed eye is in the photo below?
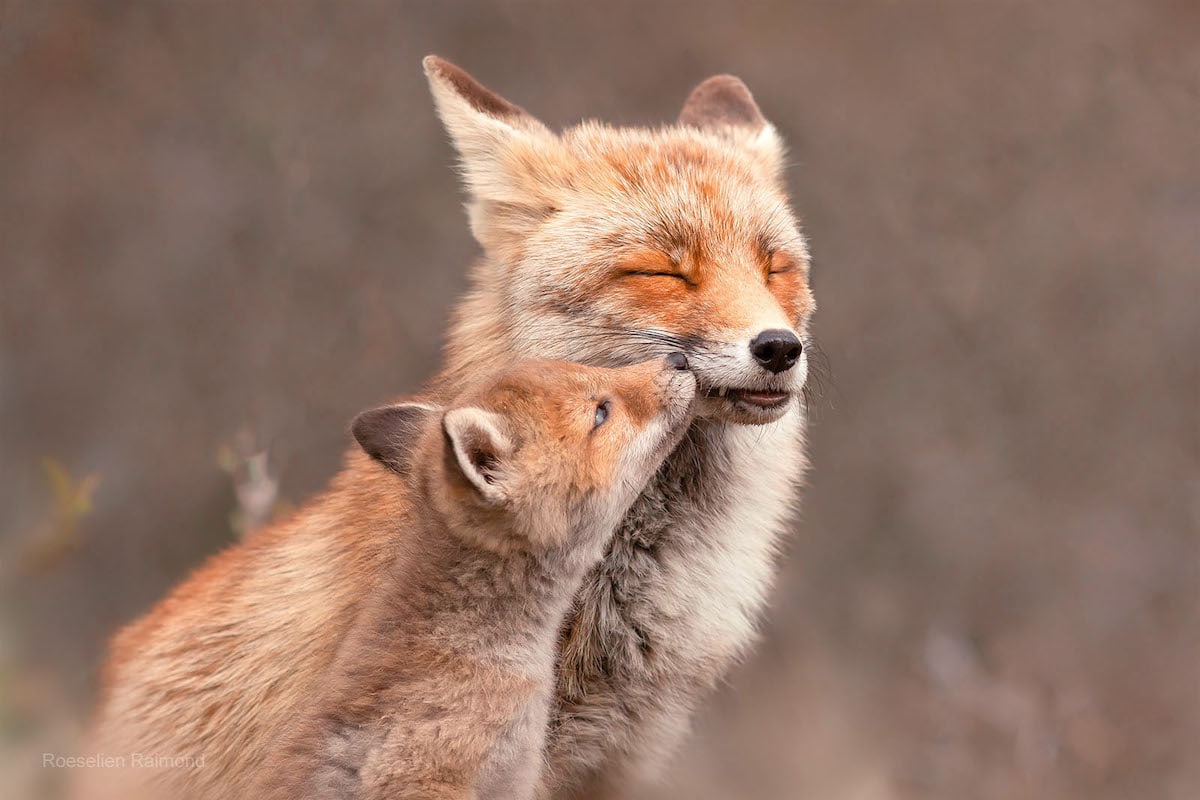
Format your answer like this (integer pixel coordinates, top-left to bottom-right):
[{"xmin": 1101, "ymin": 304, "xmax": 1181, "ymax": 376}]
[
  {"xmin": 616, "ymin": 249, "xmax": 692, "ymax": 285},
  {"xmin": 767, "ymin": 251, "xmax": 799, "ymax": 278},
  {"xmin": 625, "ymin": 270, "xmax": 690, "ymax": 283}
]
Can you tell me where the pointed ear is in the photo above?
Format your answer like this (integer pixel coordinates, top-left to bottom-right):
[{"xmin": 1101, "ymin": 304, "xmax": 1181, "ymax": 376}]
[
  {"xmin": 352, "ymin": 402, "xmax": 438, "ymax": 477},
  {"xmin": 423, "ymin": 55, "xmax": 546, "ymax": 143},
  {"xmin": 678, "ymin": 75, "xmax": 784, "ymax": 176},
  {"xmin": 423, "ymin": 56, "xmax": 566, "ymax": 261},
  {"xmin": 442, "ymin": 407, "xmax": 514, "ymax": 505}
]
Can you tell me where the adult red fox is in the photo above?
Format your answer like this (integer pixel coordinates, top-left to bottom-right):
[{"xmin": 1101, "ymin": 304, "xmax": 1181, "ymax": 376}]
[
  {"xmin": 418, "ymin": 57, "xmax": 816, "ymax": 798},
  {"xmin": 82, "ymin": 57, "xmax": 816, "ymax": 800}
]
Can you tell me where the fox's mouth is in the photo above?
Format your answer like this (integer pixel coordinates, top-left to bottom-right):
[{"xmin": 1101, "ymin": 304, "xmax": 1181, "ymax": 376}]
[{"xmin": 703, "ymin": 385, "xmax": 792, "ymax": 410}]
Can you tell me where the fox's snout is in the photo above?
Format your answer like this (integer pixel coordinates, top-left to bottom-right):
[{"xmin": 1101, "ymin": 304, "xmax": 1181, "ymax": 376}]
[{"xmin": 749, "ymin": 329, "xmax": 803, "ymax": 374}]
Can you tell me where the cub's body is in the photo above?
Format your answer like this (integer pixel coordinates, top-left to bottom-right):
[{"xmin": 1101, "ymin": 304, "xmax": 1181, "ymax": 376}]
[
  {"xmin": 84, "ymin": 359, "xmax": 697, "ymax": 800},
  {"xmin": 83, "ymin": 468, "xmax": 401, "ymax": 798}
]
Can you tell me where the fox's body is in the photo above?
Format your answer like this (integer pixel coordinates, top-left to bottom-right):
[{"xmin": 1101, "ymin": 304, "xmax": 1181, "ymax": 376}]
[
  {"xmin": 420, "ymin": 58, "xmax": 815, "ymax": 797},
  {"xmin": 542, "ymin": 414, "xmax": 805, "ymax": 794},
  {"xmin": 82, "ymin": 57, "xmax": 816, "ymax": 800}
]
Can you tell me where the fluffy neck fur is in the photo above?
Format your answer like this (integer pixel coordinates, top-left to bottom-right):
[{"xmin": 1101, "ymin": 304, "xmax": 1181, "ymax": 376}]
[{"xmin": 373, "ymin": 471, "xmax": 597, "ymax": 668}]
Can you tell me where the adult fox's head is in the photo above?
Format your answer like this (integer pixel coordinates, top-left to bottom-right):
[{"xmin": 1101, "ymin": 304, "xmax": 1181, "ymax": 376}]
[{"xmin": 425, "ymin": 56, "xmax": 816, "ymax": 425}]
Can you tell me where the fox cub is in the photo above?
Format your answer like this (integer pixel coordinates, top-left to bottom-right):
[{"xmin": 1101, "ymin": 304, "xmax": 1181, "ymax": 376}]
[
  {"xmin": 80, "ymin": 357, "xmax": 694, "ymax": 800},
  {"xmin": 265, "ymin": 355, "xmax": 695, "ymax": 799}
]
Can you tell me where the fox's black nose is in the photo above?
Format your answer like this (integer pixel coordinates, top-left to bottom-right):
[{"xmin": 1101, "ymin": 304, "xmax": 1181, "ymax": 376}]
[
  {"xmin": 749, "ymin": 330, "xmax": 802, "ymax": 374},
  {"xmin": 665, "ymin": 352, "xmax": 690, "ymax": 371}
]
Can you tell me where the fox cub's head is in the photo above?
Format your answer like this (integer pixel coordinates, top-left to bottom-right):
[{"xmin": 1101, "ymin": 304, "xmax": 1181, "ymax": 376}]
[
  {"xmin": 353, "ymin": 356, "xmax": 695, "ymax": 553},
  {"xmin": 425, "ymin": 57, "xmax": 814, "ymax": 426}
]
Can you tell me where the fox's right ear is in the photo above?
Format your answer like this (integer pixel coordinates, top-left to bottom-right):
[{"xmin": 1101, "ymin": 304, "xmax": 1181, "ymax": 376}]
[
  {"xmin": 678, "ymin": 74, "xmax": 784, "ymax": 178},
  {"xmin": 441, "ymin": 406, "xmax": 514, "ymax": 506},
  {"xmin": 423, "ymin": 56, "xmax": 567, "ymax": 262},
  {"xmin": 352, "ymin": 402, "xmax": 438, "ymax": 477}
]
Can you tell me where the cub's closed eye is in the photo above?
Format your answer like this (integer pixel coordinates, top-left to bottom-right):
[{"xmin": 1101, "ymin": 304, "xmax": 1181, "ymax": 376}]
[{"xmin": 593, "ymin": 400, "xmax": 611, "ymax": 429}]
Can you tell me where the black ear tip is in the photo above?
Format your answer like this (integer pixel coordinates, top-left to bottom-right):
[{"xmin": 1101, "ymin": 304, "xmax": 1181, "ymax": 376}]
[
  {"xmin": 421, "ymin": 55, "xmax": 533, "ymax": 123},
  {"xmin": 351, "ymin": 403, "xmax": 437, "ymax": 475},
  {"xmin": 350, "ymin": 408, "xmax": 388, "ymax": 459}
]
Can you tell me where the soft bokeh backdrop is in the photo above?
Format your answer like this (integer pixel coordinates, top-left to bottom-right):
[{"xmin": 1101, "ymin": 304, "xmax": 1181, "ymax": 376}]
[{"xmin": 2, "ymin": 2, "xmax": 1197, "ymax": 798}]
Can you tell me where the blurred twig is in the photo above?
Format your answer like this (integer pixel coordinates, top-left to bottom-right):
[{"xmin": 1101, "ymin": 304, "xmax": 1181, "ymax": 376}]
[
  {"xmin": 12, "ymin": 458, "xmax": 100, "ymax": 574},
  {"xmin": 217, "ymin": 428, "xmax": 282, "ymax": 538}
]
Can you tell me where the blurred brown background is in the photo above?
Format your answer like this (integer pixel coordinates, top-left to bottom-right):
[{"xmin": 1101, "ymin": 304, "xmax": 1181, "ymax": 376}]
[{"xmin": 1, "ymin": 1, "xmax": 1197, "ymax": 798}]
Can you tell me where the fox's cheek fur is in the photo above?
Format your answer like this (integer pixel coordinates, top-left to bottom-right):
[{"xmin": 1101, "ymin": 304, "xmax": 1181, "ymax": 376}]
[{"xmin": 766, "ymin": 271, "xmax": 815, "ymax": 329}]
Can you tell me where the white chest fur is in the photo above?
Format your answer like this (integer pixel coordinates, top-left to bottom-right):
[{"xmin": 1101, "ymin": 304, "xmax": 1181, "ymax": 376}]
[{"xmin": 642, "ymin": 409, "xmax": 807, "ymax": 676}]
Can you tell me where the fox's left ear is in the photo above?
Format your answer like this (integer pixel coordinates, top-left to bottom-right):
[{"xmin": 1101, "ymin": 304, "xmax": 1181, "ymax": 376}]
[
  {"xmin": 423, "ymin": 55, "xmax": 549, "ymax": 155},
  {"xmin": 678, "ymin": 75, "xmax": 785, "ymax": 177},
  {"xmin": 423, "ymin": 56, "xmax": 567, "ymax": 262}
]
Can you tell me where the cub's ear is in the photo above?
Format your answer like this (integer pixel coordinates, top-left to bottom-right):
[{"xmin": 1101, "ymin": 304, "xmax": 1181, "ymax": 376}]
[
  {"xmin": 352, "ymin": 402, "xmax": 438, "ymax": 477},
  {"xmin": 422, "ymin": 55, "xmax": 567, "ymax": 262},
  {"xmin": 441, "ymin": 406, "xmax": 513, "ymax": 506},
  {"xmin": 678, "ymin": 74, "xmax": 784, "ymax": 176}
]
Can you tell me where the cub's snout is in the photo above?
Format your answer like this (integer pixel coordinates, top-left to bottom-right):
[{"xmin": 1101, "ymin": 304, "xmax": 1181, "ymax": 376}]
[
  {"xmin": 655, "ymin": 352, "xmax": 699, "ymax": 432},
  {"xmin": 610, "ymin": 353, "xmax": 697, "ymax": 434},
  {"xmin": 665, "ymin": 352, "xmax": 689, "ymax": 371},
  {"xmin": 609, "ymin": 354, "xmax": 698, "ymax": 470}
]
